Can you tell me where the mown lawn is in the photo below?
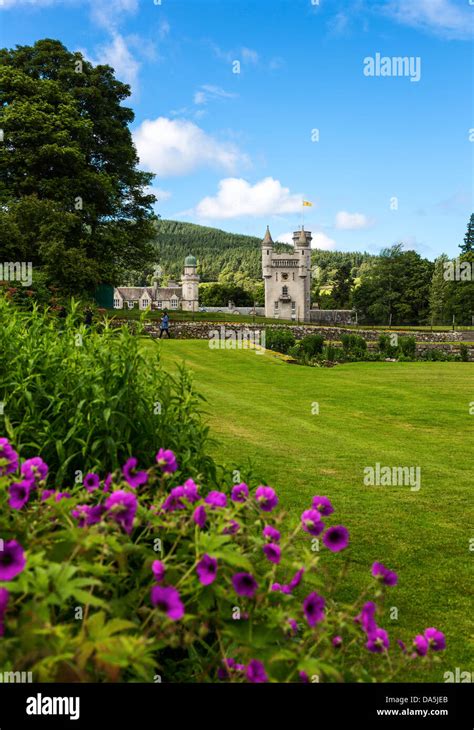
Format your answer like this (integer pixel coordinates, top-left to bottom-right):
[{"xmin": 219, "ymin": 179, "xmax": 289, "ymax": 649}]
[{"xmin": 148, "ymin": 339, "xmax": 473, "ymax": 682}]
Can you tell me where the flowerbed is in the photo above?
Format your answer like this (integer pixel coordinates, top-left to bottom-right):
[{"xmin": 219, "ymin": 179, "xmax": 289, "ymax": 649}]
[{"xmin": 0, "ymin": 440, "xmax": 445, "ymax": 682}]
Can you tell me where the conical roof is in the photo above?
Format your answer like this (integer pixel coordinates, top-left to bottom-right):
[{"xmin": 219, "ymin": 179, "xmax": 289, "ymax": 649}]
[
  {"xmin": 262, "ymin": 225, "xmax": 273, "ymax": 245},
  {"xmin": 296, "ymin": 228, "xmax": 307, "ymax": 246}
]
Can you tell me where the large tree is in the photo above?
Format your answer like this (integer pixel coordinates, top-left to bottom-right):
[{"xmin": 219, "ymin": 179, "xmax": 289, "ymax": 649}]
[
  {"xmin": 0, "ymin": 39, "xmax": 157, "ymax": 293},
  {"xmin": 460, "ymin": 213, "xmax": 474, "ymax": 254}
]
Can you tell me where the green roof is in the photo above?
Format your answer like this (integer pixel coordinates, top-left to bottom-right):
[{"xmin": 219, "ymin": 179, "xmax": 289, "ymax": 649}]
[{"xmin": 185, "ymin": 255, "xmax": 197, "ymax": 266}]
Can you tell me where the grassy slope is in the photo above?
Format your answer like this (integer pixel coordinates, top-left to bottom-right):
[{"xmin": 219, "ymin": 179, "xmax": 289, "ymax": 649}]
[{"xmin": 150, "ymin": 340, "xmax": 474, "ymax": 681}]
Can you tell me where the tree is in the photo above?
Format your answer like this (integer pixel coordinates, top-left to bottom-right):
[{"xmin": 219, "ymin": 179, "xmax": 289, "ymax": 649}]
[
  {"xmin": 429, "ymin": 255, "xmax": 450, "ymax": 325},
  {"xmin": 0, "ymin": 39, "xmax": 157, "ymax": 293},
  {"xmin": 460, "ymin": 214, "xmax": 474, "ymax": 254}
]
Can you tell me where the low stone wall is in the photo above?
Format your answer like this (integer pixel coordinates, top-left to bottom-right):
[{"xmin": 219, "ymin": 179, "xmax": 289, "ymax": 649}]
[{"xmin": 310, "ymin": 309, "xmax": 354, "ymax": 324}]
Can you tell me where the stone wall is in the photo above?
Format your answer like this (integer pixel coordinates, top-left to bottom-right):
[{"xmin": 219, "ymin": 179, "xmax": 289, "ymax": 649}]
[{"xmin": 310, "ymin": 309, "xmax": 354, "ymax": 324}]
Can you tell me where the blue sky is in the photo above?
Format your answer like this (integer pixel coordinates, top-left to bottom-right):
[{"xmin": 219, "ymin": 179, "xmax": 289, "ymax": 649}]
[{"xmin": 1, "ymin": 0, "xmax": 473, "ymax": 258}]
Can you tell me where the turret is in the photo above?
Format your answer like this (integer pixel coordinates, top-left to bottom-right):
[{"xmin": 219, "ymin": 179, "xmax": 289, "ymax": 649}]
[{"xmin": 262, "ymin": 225, "xmax": 273, "ymax": 279}]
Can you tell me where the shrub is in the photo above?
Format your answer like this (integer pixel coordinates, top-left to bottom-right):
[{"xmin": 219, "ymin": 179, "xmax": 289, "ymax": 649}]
[
  {"xmin": 264, "ymin": 328, "xmax": 296, "ymax": 354},
  {"xmin": 378, "ymin": 334, "xmax": 398, "ymax": 358},
  {"xmin": 298, "ymin": 334, "xmax": 325, "ymax": 358},
  {"xmin": 0, "ymin": 440, "xmax": 446, "ymax": 682},
  {"xmin": 340, "ymin": 334, "xmax": 367, "ymax": 356},
  {"xmin": 459, "ymin": 344, "xmax": 469, "ymax": 362},
  {"xmin": 399, "ymin": 336, "xmax": 416, "ymax": 358},
  {"xmin": 0, "ymin": 296, "xmax": 216, "ymax": 485}
]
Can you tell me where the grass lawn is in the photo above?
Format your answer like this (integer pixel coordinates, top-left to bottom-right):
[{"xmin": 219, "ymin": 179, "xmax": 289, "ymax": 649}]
[{"xmin": 147, "ymin": 339, "xmax": 473, "ymax": 682}]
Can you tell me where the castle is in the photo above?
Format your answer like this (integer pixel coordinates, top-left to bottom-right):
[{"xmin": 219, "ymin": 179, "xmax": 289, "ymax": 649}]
[
  {"xmin": 262, "ymin": 226, "xmax": 312, "ymax": 322},
  {"xmin": 113, "ymin": 255, "xmax": 199, "ymax": 311}
]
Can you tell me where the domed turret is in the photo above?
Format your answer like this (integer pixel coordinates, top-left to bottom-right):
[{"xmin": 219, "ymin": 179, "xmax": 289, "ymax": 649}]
[{"xmin": 184, "ymin": 254, "xmax": 197, "ymax": 267}]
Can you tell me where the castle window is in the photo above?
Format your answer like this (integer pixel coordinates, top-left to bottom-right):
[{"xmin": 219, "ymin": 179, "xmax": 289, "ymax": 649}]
[
  {"xmin": 274, "ymin": 301, "xmax": 279, "ymax": 309},
  {"xmin": 291, "ymin": 301, "xmax": 296, "ymax": 310},
  {"xmin": 141, "ymin": 299, "xmax": 149, "ymax": 309},
  {"xmin": 275, "ymin": 272, "xmax": 278, "ymax": 281},
  {"xmin": 156, "ymin": 301, "xmax": 162, "ymax": 308},
  {"xmin": 113, "ymin": 298, "xmax": 120, "ymax": 308},
  {"xmin": 127, "ymin": 301, "xmax": 135, "ymax": 309},
  {"xmin": 292, "ymin": 273, "xmax": 295, "ymax": 280},
  {"xmin": 267, "ymin": 250, "xmax": 270, "ymax": 255},
  {"xmin": 282, "ymin": 285, "xmax": 288, "ymax": 297},
  {"xmin": 282, "ymin": 273, "xmax": 288, "ymax": 280},
  {"xmin": 170, "ymin": 298, "xmax": 178, "ymax": 309}
]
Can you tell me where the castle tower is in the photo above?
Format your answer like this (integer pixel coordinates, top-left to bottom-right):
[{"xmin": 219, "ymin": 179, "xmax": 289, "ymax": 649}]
[
  {"xmin": 262, "ymin": 226, "xmax": 312, "ymax": 322},
  {"xmin": 181, "ymin": 255, "xmax": 199, "ymax": 312}
]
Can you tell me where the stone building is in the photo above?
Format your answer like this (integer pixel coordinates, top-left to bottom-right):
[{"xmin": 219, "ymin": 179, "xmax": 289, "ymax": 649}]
[
  {"xmin": 262, "ymin": 226, "xmax": 312, "ymax": 322},
  {"xmin": 113, "ymin": 255, "xmax": 199, "ymax": 311}
]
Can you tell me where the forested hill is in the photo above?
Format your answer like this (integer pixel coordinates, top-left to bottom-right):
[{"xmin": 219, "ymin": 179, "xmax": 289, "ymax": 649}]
[{"xmin": 151, "ymin": 219, "xmax": 374, "ymax": 282}]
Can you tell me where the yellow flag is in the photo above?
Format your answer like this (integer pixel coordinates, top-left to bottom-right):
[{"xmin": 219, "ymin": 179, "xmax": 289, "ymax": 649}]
[{"xmin": 302, "ymin": 200, "xmax": 313, "ymax": 207}]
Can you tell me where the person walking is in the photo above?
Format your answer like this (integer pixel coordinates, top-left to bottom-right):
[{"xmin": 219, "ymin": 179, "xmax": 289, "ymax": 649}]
[{"xmin": 159, "ymin": 310, "xmax": 170, "ymax": 338}]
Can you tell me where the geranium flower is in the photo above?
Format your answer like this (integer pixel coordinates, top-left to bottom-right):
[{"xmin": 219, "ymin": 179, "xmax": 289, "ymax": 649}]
[
  {"xmin": 287, "ymin": 618, "xmax": 298, "ymax": 635},
  {"xmin": 263, "ymin": 543, "xmax": 281, "ymax": 564},
  {"xmin": 372, "ymin": 561, "xmax": 398, "ymax": 586},
  {"xmin": 72, "ymin": 504, "xmax": 105, "ymax": 527},
  {"xmin": 0, "ymin": 588, "xmax": 9, "ymax": 637},
  {"xmin": 84, "ymin": 472, "xmax": 100, "ymax": 492},
  {"xmin": 424, "ymin": 627, "xmax": 446, "ymax": 651},
  {"xmin": 299, "ymin": 671, "xmax": 310, "ymax": 683},
  {"xmin": 161, "ymin": 486, "xmax": 186, "ymax": 512},
  {"xmin": 105, "ymin": 490, "xmax": 138, "ymax": 534},
  {"xmin": 332, "ymin": 635, "xmax": 343, "ymax": 648},
  {"xmin": 193, "ymin": 505, "xmax": 206, "ymax": 528},
  {"xmin": 150, "ymin": 585, "xmax": 184, "ymax": 620},
  {"xmin": 0, "ymin": 438, "xmax": 18, "ymax": 476},
  {"xmin": 322, "ymin": 525, "xmax": 349, "ymax": 552},
  {"xmin": 222, "ymin": 520, "xmax": 240, "ymax": 535},
  {"xmin": 301, "ymin": 509, "xmax": 324, "ymax": 536},
  {"xmin": 232, "ymin": 572, "xmax": 258, "ymax": 598},
  {"xmin": 205, "ymin": 491, "xmax": 227, "ymax": 508},
  {"xmin": 196, "ymin": 554, "xmax": 218, "ymax": 585},
  {"xmin": 366, "ymin": 627, "xmax": 389, "ymax": 653},
  {"xmin": 272, "ymin": 568, "xmax": 304, "ymax": 595},
  {"xmin": 182, "ymin": 479, "xmax": 200, "ymax": 503},
  {"xmin": 255, "ymin": 486, "xmax": 278, "ymax": 512},
  {"xmin": 231, "ymin": 483, "xmax": 249, "ymax": 502},
  {"xmin": 122, "ymin": 457, "xmax": 148, "ymax": 488},
  {"xmin": 103, "ymin": 473, "xmax": 112, "ymax": 492},
  {"xmin": 246, "ymin": 659, "xmax": 268, "ymax": 683},
  {"xmin": 303, "ymin": 592, "xmax": 325, "ymax": 627},
  {"xmin": 355, "ymin": 601, "xmax": 377, "ymax": 634},
  {"xmin": 311, "ymin": 495, "xmax": 334, "ymax": 516},
  {"xmin": 8, "ymin": 480, "xmax": 31, "ymax": 510},
  {"xmin": 156, "ymin": 448, "xmax": 178, "ymax": 474},
  {"xmin": 21, "ymin": 456, "xmax": 48, "ymax": 484},
  {"xmin": 262, "ymin": 525, "xmax": 280, "ymax": 542},
  {"xmin": 0, "ymin": 540, "xmax": 26, "ymax": 581},
  {"xmin": 413, "ymin": 634, "xmax": 428, "ymax": 656},
  {"xmin": 152, "ymin": 560, "xmax": 165, "ymax": 583}
]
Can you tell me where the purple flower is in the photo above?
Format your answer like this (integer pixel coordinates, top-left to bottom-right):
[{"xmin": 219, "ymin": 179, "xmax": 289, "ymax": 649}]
[
  {"xmin": 152, "ymin": 560, "xmax": 165, "ymax": 583},
  {"xmin": 232, "ymin": 572, "xmax": 258, "ymax": 598},
  {"xmin": 72, "ymin": 504, "xmax": 105, "ymax": 527},
  {"xmin": 301, "ymin": 509, "xmax": 324, "ymax": 536},
  {"xmin": 8, "ymin": 480, "xmax": 31, "ymax": 510},
  {"xmin": 105, "ymin": 490, "xmax": 138, "ymax": 534},
  {"xmin": 0, "ymin": 540, "xmax": 26, "ymax": 581},
  {"xmin": 56, "ymin": 492, "xmax": 71, "ymax": 501},
  {"xmin": 397, "ymin": 640, "xmax": 407, "ymax": 653},
  {"xmin": 413, "ymin": 635, "xmax": 428, "ymax": 656},
  {"xmin": 0, "ymin": 438, "xmax": 19, "ymax": 476},
  {"xmin": 83, "ymin": 472, "xmax": 100, "ymax": 492},
  {"xmin": 0, "ymin": 588, "xmax": 9, "ymax": 637},
  {"xmin": 193, "ymin": 504, "xmax": 206, "ymax": 528},
  {"xmin": 299, "ymin": 671, "xmax": 310, "ymax": 683},
  {"xmin": 366, "ymin": 627, "xmax": 389, "ymax": 653},
  {"xmin": 332, "ymin": 635, "xmax": 343, "ymax": 648},
  {"xmin": 41, "ymin": 489, "xmax": 56, "ymax": 501},
  {"xmin": 263, "ymin": 525, "xmax": 280, "ymax": 542},
  {"xmin": 196, "ymin": 554, "xmax": 218, "ymax": 586},
  {"xmin": 424, "ymin": 627, "xmax": 446, "ymax": 651},
  {"xmin": 303, "ymin": 592, "xmax": 325, "ymax": 627},
  {"xmin": 103, "ymin": 473, "xmax": 112, "ymax": 492},
  {"xmin": 156, "ymin": 448, "xmax": 178, "ymax": 474},
  {"xmin": 311, "ymin": 495, "xmax": 334, "ymax": 516},
  {"xmin": 262, "ymin": 543, "xmax": 281, "ymax": 564},
  {"xmin": 322, "ymin": 525, "xmax": 349, "ymax": 552},
  {"xmin": 182, "ymin": 479, "xmax": 200, "ymax": 503},
  {"xmin": 162, "ymin": 486, "xmax": 186, "ymax": 512},
  {"xmin": 21, "ymin": 456, "xmax": 48, "ymax": 484},
  {"xmin": 255, "ymin": 486, "xmax": 278, "ymax": 512},
  {"xmin": 231, "ymin": 483, "xmax": 249, "ymax": 503},
  {"xmin": 246, "ymin": 659, "xmax": 268, "ymax": 683},
  {"xmin": 372, "ymin": 562, "xmax": 398, "ymax": 586},
  {"xmin": 150, "ymin": 585, "xmax": 184, "ymax": 621},
  {"xmin": 122, "ymin": 457, "xmax": 148, "ymax": 488},
  {"xmin": 288, "ymin": 568, "xmax": 305, "ymax": 591},
  {"xmin": 287, "ymin": 618, "xmax": 298, "ymax": 635},
  {"xmin": 205, "ymin": 491, "xmax": 227, "ymax": 508},
  {"xmin": 222, "ymin": 520, "xmax": 240, "ymax": 535},
  {"xmin": 355, "ymin": 601, "xmax": 377, "ymax": 634}
]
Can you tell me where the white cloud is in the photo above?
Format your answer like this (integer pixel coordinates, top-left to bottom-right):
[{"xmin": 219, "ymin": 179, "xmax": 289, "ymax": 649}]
[
  {"xmin": 194, "ymin": 85, "xmax": 237, "ymax": 105},
  {"xmin": 146, "ymin": 186, "xmax": 172, "ymax": 202},
  {"xmin": 384, "ymin": 0, "xmax": 473, "ymax": 40},
  {"xmin": 277, "ymin": 230, "xmax": 336, "ymax": 250},
  {"xmin": 133, "ymin": 117, "xmax": 248, "ymax": 177},
  {"xmin": 195, "ymin": 177, "xmax": 303, "ymax": 220},
  {"xmin": 93, "ymin": 32, "xmax": 140, "ymax": 88},
  {"xmin": 335, "ymin": 211, "xmax": 375, "ymax": 230},
  {"xmin": 159, "ymin": 20, "xmax": 170, "ymax": 40}
]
